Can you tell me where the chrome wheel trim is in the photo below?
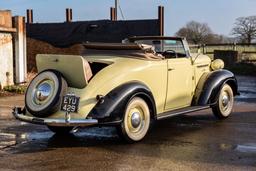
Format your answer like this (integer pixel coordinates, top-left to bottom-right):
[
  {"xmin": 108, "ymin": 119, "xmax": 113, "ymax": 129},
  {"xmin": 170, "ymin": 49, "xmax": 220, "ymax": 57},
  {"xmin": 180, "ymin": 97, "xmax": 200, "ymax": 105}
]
[
  {"xmin": 221, "ymin": 93, "xmax": 229, "ymax": 109},
  {"xmin": 124, "ymin": 98, "xmax": 150, "ymax": 141},
  {"xmin": 131, "ymin": 112, "xmax": 142, "ymax": 128},
  {"xmin": 219, "ymin": 85, "xmax": 234, "ymax": 117},
  {"xmin": 26, "ymin": 71, "xmax": 59, "ymax": 112},
  {"xmin": 33, "ymin": 80, "xmax": 55, "ymax": 105},
  {"xmin": 127, "ymin": 107, "xmax": 144, "ymax": 133}
]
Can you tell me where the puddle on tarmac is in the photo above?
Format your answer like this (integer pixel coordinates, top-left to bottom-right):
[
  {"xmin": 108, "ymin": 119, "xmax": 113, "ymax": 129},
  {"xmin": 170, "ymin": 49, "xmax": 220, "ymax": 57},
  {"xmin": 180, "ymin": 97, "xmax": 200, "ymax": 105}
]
[
  {"xmin": 0, "ymin": 133, "xmax": 17, "ymax": 149},
  {"xmin": 176, "ymin": 123, "xmax": 201, "ymax": 128},
  {"xmin": 236, "ymin": 89, "xmax": 256, "ymax": 102},
  {"xmin": 235, "ymin": 144, "xmax": 256, "ymax": 153},
  {"xmin": 75, "ymin": 127, "xmax": 117, "ymax": 138},
  {"xmin": 20, "ymin": 131, "xmax": 53, "ymax": 141},
  {"xmin": 0, "ymin": 127, "xmax": 118, "ymax": 152},
  {"xmin": 19, "ymin": 127, "xmax": 117, "ymax": 142},
  {"xmin": 219, "ymin": 143, "xmax": 235, "ymax": 151},
  {"xmin": 236, "ymin": 76, "xmax": 256, "ymax": 103},
  {"xmin": 219, "ymin": 143, "xmax": 256, "ymax": 153}
]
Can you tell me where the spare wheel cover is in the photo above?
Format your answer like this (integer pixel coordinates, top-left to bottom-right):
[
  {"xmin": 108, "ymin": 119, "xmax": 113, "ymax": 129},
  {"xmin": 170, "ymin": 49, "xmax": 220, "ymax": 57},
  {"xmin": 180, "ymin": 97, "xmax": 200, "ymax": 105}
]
[{"xmin": 25, "ymin": 70, "xmax": 66, "ymax": 117}]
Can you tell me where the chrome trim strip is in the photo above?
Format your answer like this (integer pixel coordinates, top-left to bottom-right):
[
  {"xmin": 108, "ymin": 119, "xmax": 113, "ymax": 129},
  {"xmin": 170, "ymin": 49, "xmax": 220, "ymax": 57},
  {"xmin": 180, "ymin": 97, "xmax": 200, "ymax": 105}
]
[
  {"xmin": 196, "ymin": 64, "xmax": 209, "ymax": 68},
  {"xmin": 157, "ymin": 106, "xmax": 210, "ymax": 120},
  {"xmin": 13, "ymin": 107, "xmax": 98, "ymax": 127}
]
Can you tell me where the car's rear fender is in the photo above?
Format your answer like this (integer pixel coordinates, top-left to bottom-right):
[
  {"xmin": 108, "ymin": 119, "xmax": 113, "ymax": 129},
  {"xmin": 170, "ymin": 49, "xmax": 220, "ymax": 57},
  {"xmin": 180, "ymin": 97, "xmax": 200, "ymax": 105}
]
[
  {"xmin": 87, "ymin": 81, "xmax": 156, "ymax": 124},
  {"xmin": 193, "ymin": 70, "xmax": 239, "ymax": 106}
]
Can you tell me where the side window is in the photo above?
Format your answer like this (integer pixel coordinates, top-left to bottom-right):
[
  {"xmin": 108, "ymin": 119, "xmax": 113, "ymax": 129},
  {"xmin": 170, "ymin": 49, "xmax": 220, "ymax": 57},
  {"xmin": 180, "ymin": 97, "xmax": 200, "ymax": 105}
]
[{"xmin": 164, "ymin": 40, "xmax": 187, "ymax": 58}]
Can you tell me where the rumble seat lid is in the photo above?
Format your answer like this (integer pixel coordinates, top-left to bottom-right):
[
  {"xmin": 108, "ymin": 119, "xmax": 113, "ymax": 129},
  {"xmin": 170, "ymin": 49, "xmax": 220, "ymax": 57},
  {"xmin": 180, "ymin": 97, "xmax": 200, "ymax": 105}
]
[{"xmin": 36, "ymin": 54, "xmax": 92, "ymax": 88}]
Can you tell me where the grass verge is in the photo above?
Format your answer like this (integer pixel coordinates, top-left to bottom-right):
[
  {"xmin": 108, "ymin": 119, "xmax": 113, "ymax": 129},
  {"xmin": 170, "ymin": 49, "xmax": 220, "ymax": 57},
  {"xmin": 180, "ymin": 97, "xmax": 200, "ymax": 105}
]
[{"xmin": 0, "ymin": 85, "xmax": 27, "ymax": 97}]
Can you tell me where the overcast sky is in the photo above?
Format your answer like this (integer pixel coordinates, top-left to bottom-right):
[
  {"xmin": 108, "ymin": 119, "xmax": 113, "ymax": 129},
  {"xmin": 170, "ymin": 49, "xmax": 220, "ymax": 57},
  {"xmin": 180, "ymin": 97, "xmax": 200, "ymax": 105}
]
[{"xmin": 1, "ymin": 0, "xmax": 256, "ymax": 36}]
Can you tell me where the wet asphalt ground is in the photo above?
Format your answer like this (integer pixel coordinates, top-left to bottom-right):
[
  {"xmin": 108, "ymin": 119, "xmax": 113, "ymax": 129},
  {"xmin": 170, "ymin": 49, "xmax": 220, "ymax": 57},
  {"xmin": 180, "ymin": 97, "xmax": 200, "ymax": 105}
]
[{"xmin": 0, "ymin": 76, "xmax": 256, "ymax": 171}]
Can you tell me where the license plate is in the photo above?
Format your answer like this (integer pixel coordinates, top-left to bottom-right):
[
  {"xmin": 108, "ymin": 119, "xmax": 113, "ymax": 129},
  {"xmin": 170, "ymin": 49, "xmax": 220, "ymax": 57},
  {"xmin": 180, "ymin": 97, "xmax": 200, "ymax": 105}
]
[{"xmin": 61, "ymin": 95, "xmax": 80, "ymax": 113}]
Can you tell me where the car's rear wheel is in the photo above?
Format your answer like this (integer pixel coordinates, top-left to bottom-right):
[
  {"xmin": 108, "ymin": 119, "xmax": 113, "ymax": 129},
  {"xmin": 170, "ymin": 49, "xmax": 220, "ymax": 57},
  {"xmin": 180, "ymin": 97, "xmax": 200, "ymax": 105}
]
[
  {"xmin": 25, "ymin": 70, "xmax": 67, "ymax": 118},
  {"xmin": 117, "ymin": 97, "xmax": 150, "ymax": 143},
  {"xmin": 47, "ymin": 126, "xmax": 74, "ymax": 134},
  {"xmin": 212, "ymin": 84, "xmax": 234, "ymax": 119}
]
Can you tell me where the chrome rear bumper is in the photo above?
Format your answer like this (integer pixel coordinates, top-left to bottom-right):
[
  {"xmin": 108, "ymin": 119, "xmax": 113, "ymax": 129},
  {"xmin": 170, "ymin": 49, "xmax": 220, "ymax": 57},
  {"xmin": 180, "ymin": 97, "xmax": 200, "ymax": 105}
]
[{"xmin": 12, "ymin": 107, "xmax": 98, "ymax": 127}]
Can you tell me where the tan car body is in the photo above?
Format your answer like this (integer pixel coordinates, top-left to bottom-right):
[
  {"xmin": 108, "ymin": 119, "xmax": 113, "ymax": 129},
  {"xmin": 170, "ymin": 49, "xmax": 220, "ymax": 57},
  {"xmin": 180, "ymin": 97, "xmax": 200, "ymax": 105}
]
[
  {"xmin": 33, "ymin": 52, "xmax": 212, "ymax": 120},
  {"xmin": 14, "ymin": 37, "xmax": 237, "ymax": 136}
]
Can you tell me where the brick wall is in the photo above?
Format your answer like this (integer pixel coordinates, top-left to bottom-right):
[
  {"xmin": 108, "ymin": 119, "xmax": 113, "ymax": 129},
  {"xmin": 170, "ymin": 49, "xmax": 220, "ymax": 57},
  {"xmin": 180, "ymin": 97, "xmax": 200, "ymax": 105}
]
[{"xmin": 0, "ymin": 10, "xmax": 12, "ymax": 28}]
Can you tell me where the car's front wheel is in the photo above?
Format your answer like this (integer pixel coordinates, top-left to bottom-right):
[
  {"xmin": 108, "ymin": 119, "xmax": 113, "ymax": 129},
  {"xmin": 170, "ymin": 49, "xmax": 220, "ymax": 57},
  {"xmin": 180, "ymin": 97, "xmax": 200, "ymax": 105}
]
[
  {"xmin": 47, "ymin": 126, "xmax": 74, "ymax": 134},
  {"xmin": 117, "ymin": 97, "xmax": 151, "ymax": 143},
  {"xmin": 212, "ymin": 84, "xmax": 234, "ymax": 119}
]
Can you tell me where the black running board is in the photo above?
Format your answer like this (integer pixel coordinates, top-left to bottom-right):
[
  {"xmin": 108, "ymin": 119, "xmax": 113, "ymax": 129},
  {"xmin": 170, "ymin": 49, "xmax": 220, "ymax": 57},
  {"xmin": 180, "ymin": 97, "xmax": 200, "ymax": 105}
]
[{"xmin": 157, "ymin": 106, "xmax": 210, "ymax": 120}]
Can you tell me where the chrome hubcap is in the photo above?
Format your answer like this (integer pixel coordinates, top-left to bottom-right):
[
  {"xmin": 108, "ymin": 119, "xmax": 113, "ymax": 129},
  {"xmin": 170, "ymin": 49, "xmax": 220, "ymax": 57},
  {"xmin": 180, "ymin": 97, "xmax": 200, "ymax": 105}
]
[
  {"xmin": 222, "ymin": 94, "xmax": 229, "ymax": 108},
  {"xmin": 131, "ymin": 112, "xmax": 141, "ymax": 128},
  {"xmin": 35, "ymin": 81, "xmax": 52, "ymax": 103},
  {"xmin": 127, "ymin": 107, "xmax": 144, "ymax": 133}
]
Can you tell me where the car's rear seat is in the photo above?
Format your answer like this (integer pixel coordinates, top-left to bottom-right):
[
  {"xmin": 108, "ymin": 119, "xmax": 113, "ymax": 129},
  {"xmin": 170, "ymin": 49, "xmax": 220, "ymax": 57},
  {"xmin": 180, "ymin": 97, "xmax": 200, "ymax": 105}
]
[{"xmin": 83, "ymin": 58, "xmax": 93, "ymax": 82}]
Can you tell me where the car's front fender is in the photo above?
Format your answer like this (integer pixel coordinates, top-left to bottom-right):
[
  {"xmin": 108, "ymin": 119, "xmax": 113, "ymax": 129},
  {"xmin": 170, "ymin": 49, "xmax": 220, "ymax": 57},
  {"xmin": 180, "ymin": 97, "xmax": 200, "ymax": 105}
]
[{"xmin": 193, "ymin": 69, "xmax": 239, "ymax": 106}]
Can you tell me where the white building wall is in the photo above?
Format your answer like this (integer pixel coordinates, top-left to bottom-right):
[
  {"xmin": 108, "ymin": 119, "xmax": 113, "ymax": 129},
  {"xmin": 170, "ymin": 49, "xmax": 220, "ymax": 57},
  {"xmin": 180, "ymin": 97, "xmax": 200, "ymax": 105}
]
[
  {"xmin": 0, "ymin": 11, "xmax": 27, "ymax": 88},
  {"xmin": 13, "ymin": 16, "xmax": 27, "ymax": 84},
  {"xmin": 0, "ymin": 33, "xmax": 13, "ymax": 88}
]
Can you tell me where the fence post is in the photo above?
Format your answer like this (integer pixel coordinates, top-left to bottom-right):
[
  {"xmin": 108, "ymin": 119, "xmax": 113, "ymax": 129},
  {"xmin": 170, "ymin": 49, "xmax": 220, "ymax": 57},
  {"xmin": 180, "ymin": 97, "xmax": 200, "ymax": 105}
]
[
  {"xmin": 12, "ymin": 16, "xmax": 27, "ymax": 84},
  {"xmin": 110, "ymin": 7, "xmax": 116, "ymax": 21},
  {"xmin": 203, "ymin": 44, "xmax": 206, "ymax": 54},
  {"xmin": 197, "ymin": 45, "xmax": 201, "ymax": 54},
  {"xmin": 26, "ymin": 9, "xmax": 33, "ymax": 24},
  {"xmin": 233, "ymin": 43, "xmax": 237, "ymax": 51},
  {"xmin": 158, "ymin": 6, "xmax": 164, "ymax": 36},
  {"xmin": 66, "ymin": 8, "xmax": 72, "ymax": 22}
]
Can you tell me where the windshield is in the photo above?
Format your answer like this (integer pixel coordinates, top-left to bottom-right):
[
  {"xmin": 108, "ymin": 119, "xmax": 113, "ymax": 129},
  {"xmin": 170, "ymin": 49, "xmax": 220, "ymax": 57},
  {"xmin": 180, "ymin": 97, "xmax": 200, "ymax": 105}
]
[{"xmin": 133, "ymin": 39, "xmax": 187, "ymax": 56}]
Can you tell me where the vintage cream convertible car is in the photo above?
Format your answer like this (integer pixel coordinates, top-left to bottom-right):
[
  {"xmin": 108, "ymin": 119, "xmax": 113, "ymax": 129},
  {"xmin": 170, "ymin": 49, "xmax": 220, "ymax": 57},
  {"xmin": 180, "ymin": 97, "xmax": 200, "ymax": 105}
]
[{"xmin": 13, "ymin": 36, "xmax": 239, "ymax": 142}]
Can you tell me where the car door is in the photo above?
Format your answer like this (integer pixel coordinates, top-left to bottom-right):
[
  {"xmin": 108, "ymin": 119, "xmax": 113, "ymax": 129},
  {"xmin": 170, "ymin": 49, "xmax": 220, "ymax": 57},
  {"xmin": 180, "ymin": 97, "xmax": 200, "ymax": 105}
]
[{"xmin": 164, "ymin": 57, "xmax": 194, "ymax": 111}]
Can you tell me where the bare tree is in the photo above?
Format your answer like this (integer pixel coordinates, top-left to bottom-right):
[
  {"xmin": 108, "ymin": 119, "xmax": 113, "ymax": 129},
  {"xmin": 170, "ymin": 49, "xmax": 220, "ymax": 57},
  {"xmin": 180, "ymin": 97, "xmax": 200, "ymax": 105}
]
[
  {"xmin": 175, "ymin": 21, "xmax": 213, "ymax": 44},
  {"xmin": 210, "ymin": 34, "xmax": 235, "ymax": 44},
  {"xmin": 232, "ymin": 16, "xmax": 256, "ymax": 44}
]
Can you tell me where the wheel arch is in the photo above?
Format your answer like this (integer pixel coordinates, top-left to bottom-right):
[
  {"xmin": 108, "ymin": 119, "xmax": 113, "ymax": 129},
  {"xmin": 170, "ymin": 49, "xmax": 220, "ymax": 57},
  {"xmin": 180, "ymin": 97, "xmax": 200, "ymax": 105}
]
[
  {"xmin": 134, "ymin": 92, "xmax": 157, "ymax": 120},
  {"xmin": 88, "ymin": 81, "xmax": 157, "ymax": 123},
  {"xmin": 193, "ymin": 70, "xmax": 239, "ymax": 106},
  {"xmin": 225, "ymin": 79, "xmax": 239, "ymax": 96}
]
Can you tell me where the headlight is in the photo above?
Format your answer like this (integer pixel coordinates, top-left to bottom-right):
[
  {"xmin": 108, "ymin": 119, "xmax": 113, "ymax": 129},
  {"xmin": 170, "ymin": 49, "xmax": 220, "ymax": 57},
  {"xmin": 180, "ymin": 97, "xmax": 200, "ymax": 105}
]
[{"xmin": 211, "ymin": 59, "xmax": 224, "ymax": 71}]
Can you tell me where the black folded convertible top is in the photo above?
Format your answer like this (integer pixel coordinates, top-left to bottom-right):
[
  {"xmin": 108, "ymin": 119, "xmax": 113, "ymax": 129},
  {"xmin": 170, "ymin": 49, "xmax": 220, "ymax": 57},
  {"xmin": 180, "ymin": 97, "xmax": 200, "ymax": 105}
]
[
  {"xmin": 83, "ymin": 43, "xmax": 164, "ymax": 60},
  {"xmin": 83, "ymin": 43, "xmax": 148, "ymax": 50}
]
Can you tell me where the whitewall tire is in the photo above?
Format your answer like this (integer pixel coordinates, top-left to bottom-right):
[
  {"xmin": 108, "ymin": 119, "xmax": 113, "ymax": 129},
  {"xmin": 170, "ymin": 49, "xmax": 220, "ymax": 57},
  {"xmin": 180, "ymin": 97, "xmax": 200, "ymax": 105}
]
[
  {"xmin": 117, "ymin": 97, "xmax": 151, "ymax": 143},
  {"xmin": 212, "ymin": 84, "xmax": 234, "ymax": 119},
  {"xmin": 25, "ymin": 70, "xmax": 67, "ymax": 117}
]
